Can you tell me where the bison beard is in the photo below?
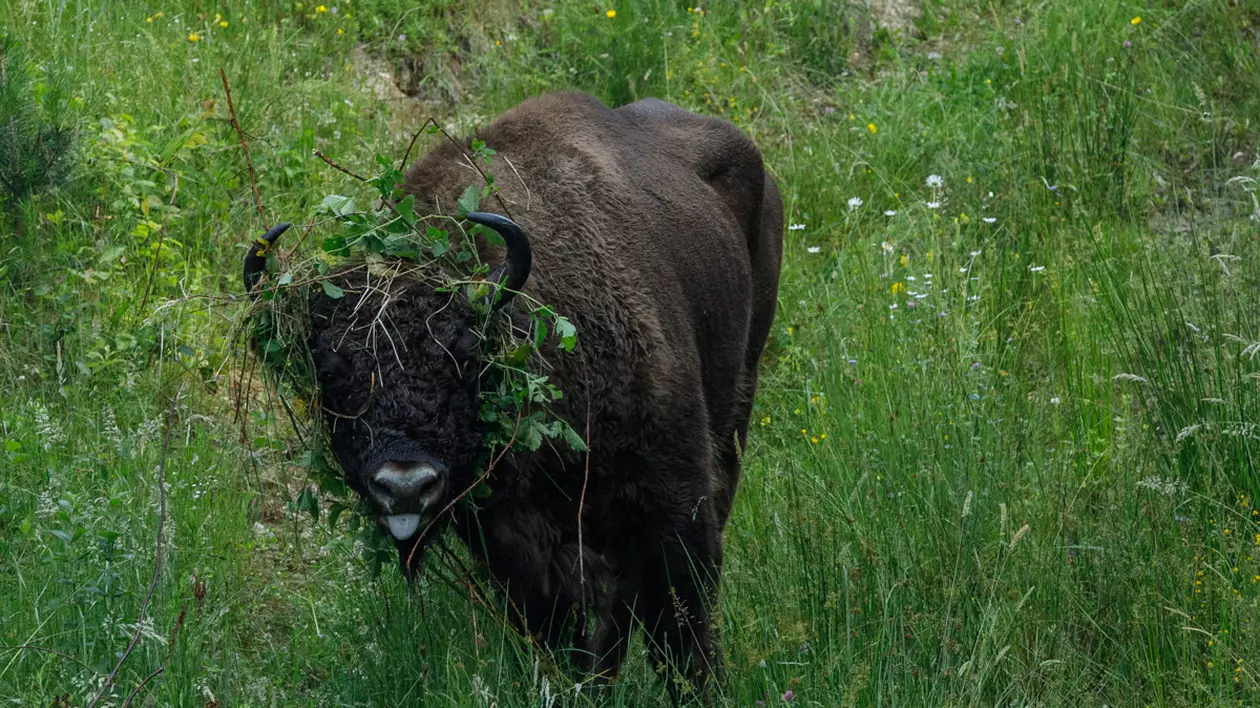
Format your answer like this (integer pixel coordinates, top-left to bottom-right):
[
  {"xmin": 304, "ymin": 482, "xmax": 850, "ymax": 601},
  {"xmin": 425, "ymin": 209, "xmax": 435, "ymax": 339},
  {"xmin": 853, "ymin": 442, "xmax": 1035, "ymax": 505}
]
[{"xmin": 246, "ymin": 92, "xmax": 783, "ymax": 696}]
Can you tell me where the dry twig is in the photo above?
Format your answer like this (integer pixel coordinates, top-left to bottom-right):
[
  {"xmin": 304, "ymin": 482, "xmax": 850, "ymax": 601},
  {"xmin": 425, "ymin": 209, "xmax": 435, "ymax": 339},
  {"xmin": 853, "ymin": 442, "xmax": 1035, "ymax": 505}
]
[
  {"xmin": 407, "ymin": 408, "xmax": 523, "ymax": 568},
  {"xmin": 313, "ymin": 149, "xmax": 370, "ymax": 182},
  {"xmin": 220, "ymin": 68, "xmax": 266, "ymax": 226},
  {"xmin": 576, "ymin": 401, "xmax": 591, "ymax": 597},
  {"xmin": 86, "ymin": 390, "xmax": 180, "ymax": 708}
]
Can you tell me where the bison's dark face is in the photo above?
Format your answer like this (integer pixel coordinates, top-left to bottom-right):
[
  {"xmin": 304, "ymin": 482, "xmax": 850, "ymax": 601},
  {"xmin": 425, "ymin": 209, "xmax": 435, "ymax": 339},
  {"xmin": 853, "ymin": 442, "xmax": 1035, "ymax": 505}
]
[
  {"xmin": 244, "ymin": 213, "xmax": 530, "ymax": 574},
  {"xmin": 308, "ymin": 274, "xmax": 484, "ymax": 568}
]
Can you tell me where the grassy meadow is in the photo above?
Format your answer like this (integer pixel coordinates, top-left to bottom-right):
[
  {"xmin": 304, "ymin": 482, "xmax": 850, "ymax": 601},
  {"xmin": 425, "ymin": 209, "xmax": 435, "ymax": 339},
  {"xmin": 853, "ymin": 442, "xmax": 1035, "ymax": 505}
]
[{"xmin": 2, "ymin": 0, "xmax": 1260, "ymax": 705}]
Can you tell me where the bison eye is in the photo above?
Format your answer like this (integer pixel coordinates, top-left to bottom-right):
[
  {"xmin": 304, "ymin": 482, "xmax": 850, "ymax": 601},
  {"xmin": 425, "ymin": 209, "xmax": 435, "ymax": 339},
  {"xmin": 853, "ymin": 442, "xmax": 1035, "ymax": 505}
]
[
  {"xmin": 314, "ymin": 349, "xmax": 351, "ymax": 382},
  {"xmin": 451, "ymin": 330, "xmax": 479, "ymax": 360}
]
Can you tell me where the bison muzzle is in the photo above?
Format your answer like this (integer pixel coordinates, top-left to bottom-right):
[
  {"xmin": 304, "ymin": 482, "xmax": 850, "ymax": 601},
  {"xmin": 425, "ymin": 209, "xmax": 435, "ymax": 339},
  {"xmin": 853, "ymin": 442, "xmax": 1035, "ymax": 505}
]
[{"xmin": 245, "ymin": 92, "xmax": 782, "ymax": 693}]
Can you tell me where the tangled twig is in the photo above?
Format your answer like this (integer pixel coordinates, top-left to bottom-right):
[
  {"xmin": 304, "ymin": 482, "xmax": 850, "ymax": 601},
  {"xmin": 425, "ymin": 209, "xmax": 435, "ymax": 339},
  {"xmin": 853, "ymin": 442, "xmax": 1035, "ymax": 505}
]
[
  {"xmin": 576, "ymin": 401, "xmax": 591, "ymax": 596},
  {"xmin": 314, "ymin": 149, "xmax": 370, "ymax": 182},
  {"xmin": 407, "ymin": 408, "xmax": 523, "ymax": 568},
  {"xmin": 418, "ymin": 117, "xmax": 515, "ymax": 221},
  {"xmin": 220, "ymin": 68, "xmax": 266, "ymax": 226},
  {"xmin": 121, "ymin": 666, "xmax": 165, "ymax": 708}
]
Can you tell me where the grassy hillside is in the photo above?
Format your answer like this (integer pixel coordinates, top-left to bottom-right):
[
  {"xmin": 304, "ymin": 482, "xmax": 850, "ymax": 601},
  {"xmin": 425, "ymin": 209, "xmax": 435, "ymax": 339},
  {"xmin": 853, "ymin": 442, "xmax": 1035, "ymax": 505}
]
[{"xmin": 2, "ymin": 0, "xmax": 1259, "ymax": 705}]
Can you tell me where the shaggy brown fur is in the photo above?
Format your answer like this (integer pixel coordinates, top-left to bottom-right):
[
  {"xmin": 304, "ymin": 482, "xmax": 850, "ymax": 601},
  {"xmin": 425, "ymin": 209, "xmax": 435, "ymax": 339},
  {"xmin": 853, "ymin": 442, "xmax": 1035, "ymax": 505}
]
[{"xmin": 308, "ymin": 92, "xmax": 782, "ymax": 693}]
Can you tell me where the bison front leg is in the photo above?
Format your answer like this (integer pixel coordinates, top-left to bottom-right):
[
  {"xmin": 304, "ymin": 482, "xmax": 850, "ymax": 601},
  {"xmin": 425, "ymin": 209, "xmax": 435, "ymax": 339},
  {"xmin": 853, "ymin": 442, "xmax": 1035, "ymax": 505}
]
[{"xmin": 637, "ymin": 512, "xmax": 724, "ymax": 700}]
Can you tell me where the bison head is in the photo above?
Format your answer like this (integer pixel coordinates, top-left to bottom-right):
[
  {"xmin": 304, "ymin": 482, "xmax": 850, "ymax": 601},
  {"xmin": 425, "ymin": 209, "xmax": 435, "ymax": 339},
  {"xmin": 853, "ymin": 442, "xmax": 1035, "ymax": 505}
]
[{"xmin": 243, "ymin": 213, "xmax": 532, "ymax": 574}]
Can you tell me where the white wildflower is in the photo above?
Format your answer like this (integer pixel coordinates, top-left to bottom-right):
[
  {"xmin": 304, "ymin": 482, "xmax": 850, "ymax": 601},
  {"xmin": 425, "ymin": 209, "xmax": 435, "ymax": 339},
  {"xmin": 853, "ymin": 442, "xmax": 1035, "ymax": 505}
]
[
  {"xmin": 1029, "ymin": 265, "xmax": 1045, "ymax": 272},
  {"xmin": 884, "ymin": 210, "xmax": 897, "ymax": 216},
  {"xmin": 1135, "ymin": 476, "xmax": 1187, "ymax": 497},
  {"xmin": 847, "ymin": 196, "xmax": 864, "ymax": 211},
  {"xmin": 30, "ymin": 400, "xmax": 64, "ymax": 451},
  {"xmin": 806, "ymin": 246, "xmax": 821, "ymax": 254},
  {"xmin": 982, "ymin": 217, "xmax": 996, "ymax": 224},
  {"xmin": 926, "ymin": 201, "xmax": 941, "ymax": 209},
  {"xmin": 788, "ymin": 223, "xmax": 806, "ymax": 231},
  {"xmin": 926, "ymin": 174, "xmax": 944, "ymax": 188}
]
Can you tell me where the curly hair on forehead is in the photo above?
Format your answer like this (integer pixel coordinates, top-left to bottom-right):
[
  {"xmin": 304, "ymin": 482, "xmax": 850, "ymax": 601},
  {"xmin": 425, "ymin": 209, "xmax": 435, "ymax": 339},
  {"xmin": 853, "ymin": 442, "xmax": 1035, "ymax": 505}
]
[{"xmin": 306, "ymin": 268, "xmax": 485, "ymax": 493}]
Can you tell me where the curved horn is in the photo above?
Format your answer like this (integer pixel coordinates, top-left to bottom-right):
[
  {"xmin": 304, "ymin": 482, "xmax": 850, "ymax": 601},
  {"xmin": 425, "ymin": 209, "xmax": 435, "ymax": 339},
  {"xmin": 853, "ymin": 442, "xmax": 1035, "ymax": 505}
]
[
  {"xmin": 466, "ymin": 212, "xmax": 532, "ymax": 311},
  {"xmin": 242, "ymin": 222, "xmax": 291, "ymax": 297}
]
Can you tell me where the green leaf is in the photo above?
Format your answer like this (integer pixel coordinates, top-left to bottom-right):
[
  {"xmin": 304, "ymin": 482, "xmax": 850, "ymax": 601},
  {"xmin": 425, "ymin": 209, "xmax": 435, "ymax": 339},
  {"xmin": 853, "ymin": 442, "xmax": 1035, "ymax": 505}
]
[
  {"xmin": 328, "ymin": 502, "xmax": 349, "ymax": 529},
  {"xmin": 471, "ymin": 138, "xmax": 497, "ymax": 164},
  {"xmin": 554, "ymin": 316, "xmax": 577, "ymax": 352},
  {"xmin": 503, "ymin": 344, "xmax": 532, "ymax": 366},
  {"xmin": 397, "ymin": 194, "xmax": 417, "ymax": 226},
  {"xmin": 317, "ymin": 194, "xmax": 356, "ymax": 217},
  {"xmin": 457, "ymin": 184, "xmax": 481, "ymax": 216},
  {"xmin": 560, "ymin": 420, "xmax": 588, "ymax": 452},
  {"xmin": 98, "ymin": 245, "xmax": 126, "ymax": 266},
  {"xmin": 516, "ymin": 415, "xmax": 546, "ymax": 452},
  {"xmin": 322, "ymin": 236, "xmax": 349, "ymax": 257},
  {"xmin": 296, "ymin": 487, "xmax": 320, "ymax": 522},
  {"xmin": 471, "ymin": 223, "xmax": 504, "ymax": 246},
  {"xmin": 321, "ymin": 280, "xmax": 345, "ymax": 299},
  {"xmin": 532, "ymin": 319, "xmax": 548, "ymax": 349}
]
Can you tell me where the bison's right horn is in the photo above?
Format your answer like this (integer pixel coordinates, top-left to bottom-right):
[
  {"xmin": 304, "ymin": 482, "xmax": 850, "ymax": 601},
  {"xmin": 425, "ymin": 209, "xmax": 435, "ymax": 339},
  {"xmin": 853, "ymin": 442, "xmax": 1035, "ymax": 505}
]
[
  {"xmin": 466, "ymin": 212, "xmax": 532, "ymax": 311},
  {"xmin": 242, "ymin": 222, "xmax": 291, "ymax": 298}
]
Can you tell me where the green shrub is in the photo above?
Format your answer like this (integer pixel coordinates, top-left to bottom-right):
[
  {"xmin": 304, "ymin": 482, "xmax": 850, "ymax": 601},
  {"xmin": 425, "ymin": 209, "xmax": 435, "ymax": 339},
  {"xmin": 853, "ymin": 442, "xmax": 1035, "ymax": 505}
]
[{"xmin": 0, "ymin": 34, "xmax": 76, "ymax": 239}]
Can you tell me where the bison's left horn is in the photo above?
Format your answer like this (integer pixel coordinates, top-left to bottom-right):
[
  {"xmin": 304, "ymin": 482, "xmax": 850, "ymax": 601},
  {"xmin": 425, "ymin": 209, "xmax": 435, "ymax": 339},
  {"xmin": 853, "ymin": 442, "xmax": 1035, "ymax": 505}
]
[
  {"xmin": 242, "ymin": 222, "xmax": 292, "ymax": 298},
  {"xmin": 466, "ymin": 212, "xmax": 532, "ymax": 311}
]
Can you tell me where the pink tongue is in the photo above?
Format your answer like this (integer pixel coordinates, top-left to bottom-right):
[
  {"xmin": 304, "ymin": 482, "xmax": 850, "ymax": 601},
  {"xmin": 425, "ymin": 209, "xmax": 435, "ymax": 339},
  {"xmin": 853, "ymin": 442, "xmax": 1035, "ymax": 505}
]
[{"xmin": 386, "ymin": 514, "xmax": 421, "ymax": 540}]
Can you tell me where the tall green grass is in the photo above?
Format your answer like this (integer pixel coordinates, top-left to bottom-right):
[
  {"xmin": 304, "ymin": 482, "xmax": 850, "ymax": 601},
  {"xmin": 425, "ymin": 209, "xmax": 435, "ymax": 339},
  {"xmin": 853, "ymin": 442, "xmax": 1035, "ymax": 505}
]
[{"xmin": 2, "ymin": 0, "xmax": 1258, "ymax": 705}]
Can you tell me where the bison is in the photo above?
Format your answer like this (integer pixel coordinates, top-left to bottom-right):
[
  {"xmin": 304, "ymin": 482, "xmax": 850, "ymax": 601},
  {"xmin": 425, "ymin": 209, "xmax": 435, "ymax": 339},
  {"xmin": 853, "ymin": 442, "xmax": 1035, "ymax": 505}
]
[{"xmin": 245, "ymin": 92, "xmax": 782, "ymax": 692}]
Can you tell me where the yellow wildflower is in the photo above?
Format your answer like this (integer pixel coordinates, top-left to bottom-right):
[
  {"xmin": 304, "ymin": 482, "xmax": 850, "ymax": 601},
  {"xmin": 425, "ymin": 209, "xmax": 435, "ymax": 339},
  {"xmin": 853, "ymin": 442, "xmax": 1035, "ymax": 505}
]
[
  {"xmin": 891, "ymin": 282, "xmax": 906, "ymax": 294},
  {"xmin": 220, "ymin": 20, "xmax": 229, "ymax": 27},
  {"xmin": 187, "ymin": 32, "xmax": 200, "ymax": 42},
  {"xmin": 1131, "ymin": 16, "xmax": 1141, "ymax": 25},
  {"xmin": 867, "ymin": 122, "xmax": 877, "ymax": 134},
  {"xmin": 606, "ymin": 9, "xmax": 616, "ymax": 18},
  {"xmin": 338, "ymin": 27, "xmax": 345, "ymax": 36},
  {"xmin": 317, "ymin": 4, "xmax": 328, "ymax": 13}
]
